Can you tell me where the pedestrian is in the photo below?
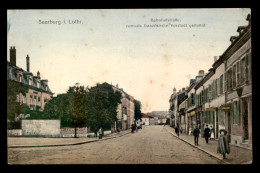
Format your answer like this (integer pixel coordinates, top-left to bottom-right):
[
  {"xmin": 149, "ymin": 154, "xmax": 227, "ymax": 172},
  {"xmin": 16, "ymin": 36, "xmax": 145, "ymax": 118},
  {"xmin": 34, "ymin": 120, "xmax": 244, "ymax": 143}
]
[
  {"xmin": 210, "ymin": 125, "xmax": 215, "ymax": 140},
  {"xmin": 116, "ymin": 127, "xmax": 120, "ymax": 134},
  {"xmin": 204, "ymin": 124, "xmax": 211, "ymax": 144},
  {"xmin": 175, "ymin": 123, "xmax": 180, "ymax": 136},
  {"xmin": 193, "ymin": 125, "xmax": 200, "ymax": 145},
  {"xmin": 217, "ymin": 129, "xmax": 230, "ymax": 159},
  {"xmin": 98, "ymin": 127, "xmax": 102, "ymax": 139},
  {"xmin": 131, "ymin": 124, "xmax": 135, "ymax": 133}
]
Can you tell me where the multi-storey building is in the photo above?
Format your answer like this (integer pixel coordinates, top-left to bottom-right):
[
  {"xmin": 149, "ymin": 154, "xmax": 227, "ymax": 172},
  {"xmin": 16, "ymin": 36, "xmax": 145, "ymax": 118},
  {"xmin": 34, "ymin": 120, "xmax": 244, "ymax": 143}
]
[
  {"xmin": 112, "ymin": 84, "xmax": 135, "ymax": 130},
  {"xmin": 7, "ymin": 46, "xmax": 54, "ymax": 121}
]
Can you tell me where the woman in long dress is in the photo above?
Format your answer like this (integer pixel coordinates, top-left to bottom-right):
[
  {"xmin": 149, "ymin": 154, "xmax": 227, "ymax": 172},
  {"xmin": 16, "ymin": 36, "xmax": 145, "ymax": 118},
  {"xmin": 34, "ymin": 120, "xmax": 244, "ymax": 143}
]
[
  {"xmin": 217, "ymin": 129, "xmax": 230, "ymax": 159},
  {"xmin": 210, "ymin": 126, "xmax": 215, "ymax": 140}
]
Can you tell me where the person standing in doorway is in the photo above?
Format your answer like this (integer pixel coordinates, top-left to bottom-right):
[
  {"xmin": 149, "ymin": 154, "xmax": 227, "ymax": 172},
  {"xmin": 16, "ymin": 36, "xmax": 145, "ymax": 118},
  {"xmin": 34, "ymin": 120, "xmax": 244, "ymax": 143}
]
[
  {"xmin": 193, "ymin": 125, "xmax": 200, "ymax": 145},
  {"xmin": 217, "ymin": 129, "xmax": 230, "ymax": 159},
  {"xmin": 204, "ymin": 125, "xmax": 211, "ymax": 144},
  {"xmin": 210, "ymin": 125, "xmax": 215, "ymax": 140}
]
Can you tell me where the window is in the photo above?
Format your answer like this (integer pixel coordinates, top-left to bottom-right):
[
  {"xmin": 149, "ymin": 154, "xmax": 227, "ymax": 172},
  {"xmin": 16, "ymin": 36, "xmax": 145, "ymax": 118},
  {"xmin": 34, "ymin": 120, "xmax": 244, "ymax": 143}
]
[
  {"xmin": 23, "ymin": 95, "xmax": 26, "ymax": 104},
  {"xmin": 28, "ymin": 78, "xmax": 32, "ymax": 85},
  {"xmin": 215, "ymin": 79, "xmax": 218, "ymax": 97},
  {"xmin": 38, "ymin": 97, "xmax": 41, "ymax": 106},
  {"xmin": 191, "ymin": 93, "xmax": 194, "ymax": 105},
  {"xmin": 19, "ymin": 75, "xmax": 22, "ymax": 82},
  {"xmin": 30, "ymin": 95, "xmax": 33, "ymax": 105},
  {"xmin": 208, "ymin": 85, "xmax": 212, "ymax": 101}
]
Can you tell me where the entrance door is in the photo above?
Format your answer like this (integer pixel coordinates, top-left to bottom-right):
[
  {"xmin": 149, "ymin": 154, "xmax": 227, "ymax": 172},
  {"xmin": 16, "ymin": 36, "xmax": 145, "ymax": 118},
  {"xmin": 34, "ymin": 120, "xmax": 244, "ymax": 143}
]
[
  {"xmin": 227, "ymin": 112, "xmax": 231, "ymax": 143},
  {"xmin": 242, "ymin": 98, "xmax": 249, "ymax": 140}
]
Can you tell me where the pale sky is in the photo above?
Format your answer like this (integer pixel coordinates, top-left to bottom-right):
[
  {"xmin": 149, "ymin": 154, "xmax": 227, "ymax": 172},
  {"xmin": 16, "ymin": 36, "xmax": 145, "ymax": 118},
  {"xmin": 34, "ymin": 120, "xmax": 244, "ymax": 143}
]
[{"xmin": 7, "ymin": 9, "xmax": 251, "ymax": 113}]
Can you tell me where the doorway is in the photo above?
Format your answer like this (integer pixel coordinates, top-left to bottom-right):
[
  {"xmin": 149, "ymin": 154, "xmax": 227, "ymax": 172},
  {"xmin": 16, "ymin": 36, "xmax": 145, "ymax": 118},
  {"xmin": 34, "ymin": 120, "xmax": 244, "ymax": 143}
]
[
  {"xmin": 227, "ymin": 112, "xmax": 231, "ymax": 143},
  {"xmin": 242, "ymin": 98, "xmax": 249, "ymax": 141}
]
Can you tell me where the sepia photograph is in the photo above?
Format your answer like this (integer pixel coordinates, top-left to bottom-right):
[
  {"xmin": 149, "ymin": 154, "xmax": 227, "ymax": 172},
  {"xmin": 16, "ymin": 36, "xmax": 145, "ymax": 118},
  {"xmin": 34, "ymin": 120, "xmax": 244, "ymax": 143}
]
[{"xmin": 7, "ymin": 8, "xmax": 252, "ymax": 164}]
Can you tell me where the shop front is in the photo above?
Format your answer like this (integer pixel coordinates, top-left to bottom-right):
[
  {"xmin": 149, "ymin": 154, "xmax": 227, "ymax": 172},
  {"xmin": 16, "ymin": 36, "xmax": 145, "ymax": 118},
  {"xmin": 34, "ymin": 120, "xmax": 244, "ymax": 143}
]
[{"xmin": 187, "ymin": 109, "xmax": 196, "ymax": 135}]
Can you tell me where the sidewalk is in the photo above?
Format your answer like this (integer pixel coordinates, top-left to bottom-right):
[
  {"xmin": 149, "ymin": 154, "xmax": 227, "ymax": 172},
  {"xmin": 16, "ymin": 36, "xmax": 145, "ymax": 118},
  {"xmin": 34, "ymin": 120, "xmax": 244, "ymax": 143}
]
[
  {"xmin": 165, "ymin": 126, "xmax": 252, "ymax": 164},
  {"xmin": 8, "ymin": 129, "xmax": 131, "ymax": 148}
]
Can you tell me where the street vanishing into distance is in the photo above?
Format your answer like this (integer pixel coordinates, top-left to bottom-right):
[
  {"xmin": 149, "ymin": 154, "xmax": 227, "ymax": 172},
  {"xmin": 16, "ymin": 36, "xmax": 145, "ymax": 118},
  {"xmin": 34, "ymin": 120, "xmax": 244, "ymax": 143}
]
[{"xmin": 8, "ymin": 125, "xmax": 221, "ymax": 164}]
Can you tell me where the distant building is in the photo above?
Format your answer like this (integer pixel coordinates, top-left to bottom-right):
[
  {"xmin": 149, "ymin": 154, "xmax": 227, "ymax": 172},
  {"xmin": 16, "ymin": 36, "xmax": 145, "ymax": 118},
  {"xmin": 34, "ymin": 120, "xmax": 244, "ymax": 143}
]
[
  {"xmin": 141, "ymin": 113, "xmax": 153, "ymax": 125},
  {"xmin": 112, "ymin": 84, "xmax": 135, "ymax": 131}
]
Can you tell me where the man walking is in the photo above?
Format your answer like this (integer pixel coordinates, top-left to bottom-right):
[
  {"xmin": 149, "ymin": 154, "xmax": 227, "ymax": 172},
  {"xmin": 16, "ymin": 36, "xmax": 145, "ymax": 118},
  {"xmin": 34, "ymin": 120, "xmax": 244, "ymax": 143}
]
[
  {"xmin": 175, "ymin": 123, "xmax": 180, "ymax": 136},
  {"xmin": 204, "ymin": 125, "xmax": 211, "ymax": 144},
  {"xmin": 193, "ymin": 125, "xmax": 200, "ymax": 145}
]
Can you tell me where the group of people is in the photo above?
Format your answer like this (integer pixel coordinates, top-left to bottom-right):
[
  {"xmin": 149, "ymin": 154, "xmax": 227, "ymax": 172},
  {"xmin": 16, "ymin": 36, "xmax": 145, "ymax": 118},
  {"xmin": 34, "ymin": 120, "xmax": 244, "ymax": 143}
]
[
  {"xmin": 192, "ymin": 125, "xmax": 230, "ymax": 159},
  {"xmin": 131, "ymin": 121, "xmax": 142, "ymax": 133}
]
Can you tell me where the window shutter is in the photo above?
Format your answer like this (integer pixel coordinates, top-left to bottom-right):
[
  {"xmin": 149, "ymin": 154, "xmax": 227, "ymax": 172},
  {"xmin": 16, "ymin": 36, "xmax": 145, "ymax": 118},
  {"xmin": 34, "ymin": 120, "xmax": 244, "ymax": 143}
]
[
  {"xmin": 241, "ymin": 58, "xmax": 245, "ymax": 83},
  {"xmin": 233, "ymin": 65, "xmax": 236, "ymax": 87},
  {"xmin": 237, "ymin": 100, "xmax": 240, "ymax": 125},
  {"xmin": 249, "ymin": 52, "xmax": 251, "ymax": 81},
  {"xmin": 223, "ymin": 73, "xmax": 226, "ymax": 92},
  {"xmin": 231, "ymin": 103, "xmax": 234, "ymax": 125},
  {"xmin": 230, "ymin": 68, "xmax": 233, "ymax": 89},
  {"xmin": 245, "ymin": 54, "xmax": 249, "ymax": 81},
  {"xmin": 237, "ymin": 61, "xmax": 240, "ymax": 85}
]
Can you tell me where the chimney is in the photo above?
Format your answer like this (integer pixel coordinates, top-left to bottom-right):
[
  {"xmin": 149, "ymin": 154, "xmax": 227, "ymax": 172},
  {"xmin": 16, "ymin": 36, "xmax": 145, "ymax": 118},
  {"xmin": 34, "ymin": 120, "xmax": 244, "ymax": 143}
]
[
  {"xmin": 26, "ymin": 55, "xmax": 30, "ymax": 72},
  {"xmin": 10, "ymin": 46, "xmax": 16, "ymax": 66},
  {"xmin": 198, "ymin": 70, "xmax": 205, "ymax": 76},
  {"xmin": 182, "ymin": 88, "xmax": 185, "ymax": 92},
  {"xmin": 37, "ymin": 71, "xmax": 40, "ymax": 77},
  {"xmin": 173, "ymin": 87, "xmax": 176, "ymax": 92},
  {"xmin": 214, "ymin": 56, "xmax": 218, "ymax": 63},
  {"xmin": 230, "ymin": 36, "xmax": 238, "ymax": 43},
  {"xmin": 116, "ymin": 84, "xmax": 119, "ymax": 88}
]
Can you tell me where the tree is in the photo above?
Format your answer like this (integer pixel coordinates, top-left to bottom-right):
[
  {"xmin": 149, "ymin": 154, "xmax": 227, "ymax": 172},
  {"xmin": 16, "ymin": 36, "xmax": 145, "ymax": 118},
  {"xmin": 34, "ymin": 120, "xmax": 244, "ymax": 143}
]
[
  {"xmin": 7, "ymin": 80, "xmax": 28, "ymax": 129},
  {"xmin": 85, "ymin": 83, "xmax": 121, "ymax": 136},
  {"xmin": 70, "ymin": 85, "xmax": 88, "ymax": 138},
  {"xmin": 42, "ymin": 93, "xmax": 72, "ymax": 126},
  {"xmin": 134, "ymin": 99, "xmax": 142, "ymax": 120}
]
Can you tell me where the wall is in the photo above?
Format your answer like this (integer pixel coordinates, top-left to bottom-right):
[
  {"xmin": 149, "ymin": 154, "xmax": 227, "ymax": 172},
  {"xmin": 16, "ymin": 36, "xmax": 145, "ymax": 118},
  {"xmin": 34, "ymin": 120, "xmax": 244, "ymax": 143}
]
[
  {"xmin": 60, "ymin": 127, "xmax": 88, "ymax": 138},
  {"xmin": 7, "ymin": 129, "xmax": 22, "ymax": 137},
  {"xmin": 22, "ymin": 119, "xmax": 60, "ymax": 137}
]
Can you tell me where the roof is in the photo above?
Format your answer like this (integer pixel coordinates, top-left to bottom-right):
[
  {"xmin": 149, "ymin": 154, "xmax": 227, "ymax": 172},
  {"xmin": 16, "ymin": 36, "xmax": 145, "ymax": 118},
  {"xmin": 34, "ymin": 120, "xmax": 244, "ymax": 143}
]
[
  {"xmin": 141, "ymin": 113, "xmax": 154, "ymax": 118},
  {"xmin": 177, "ymin": 92, "xmax": 186, "ymax": 103},
  {"xmin": 7, "ymin": 61, "xmax": 53, "ymax": 94}
]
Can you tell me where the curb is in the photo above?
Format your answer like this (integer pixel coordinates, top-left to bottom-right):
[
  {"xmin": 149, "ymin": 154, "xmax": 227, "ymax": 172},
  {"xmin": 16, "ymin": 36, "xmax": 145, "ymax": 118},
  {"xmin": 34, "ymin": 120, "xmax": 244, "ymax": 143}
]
[
  {"xmin": 165, "ymin": 127, "xmax": 229, "ymax": 164},
  {"xmin": 8, "ymin": 131, "xmax": 131, "ymax": 148}
]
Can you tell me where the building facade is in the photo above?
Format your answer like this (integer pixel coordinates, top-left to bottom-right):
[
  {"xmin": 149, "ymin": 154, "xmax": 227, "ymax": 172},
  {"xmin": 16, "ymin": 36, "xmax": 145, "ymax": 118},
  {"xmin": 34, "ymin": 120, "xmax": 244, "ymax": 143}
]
[{"xmin": 7, "ymin": 46, "xmax": 54, "ymax": 121}]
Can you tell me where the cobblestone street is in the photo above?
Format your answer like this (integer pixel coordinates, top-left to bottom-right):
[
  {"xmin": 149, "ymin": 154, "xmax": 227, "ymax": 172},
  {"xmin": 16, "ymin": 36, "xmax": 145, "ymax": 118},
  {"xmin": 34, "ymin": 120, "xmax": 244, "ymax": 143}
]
[{"xmin": 8, "ymin": 125, "xmax": 221, "ymax": 164}]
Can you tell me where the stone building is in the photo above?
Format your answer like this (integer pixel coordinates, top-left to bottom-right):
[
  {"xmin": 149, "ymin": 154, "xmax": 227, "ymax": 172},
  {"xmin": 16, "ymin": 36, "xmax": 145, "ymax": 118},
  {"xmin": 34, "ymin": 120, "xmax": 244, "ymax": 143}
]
[
  {"xmin": 112, "ymin": 84, "xmax": 135, "ymax": 131},
  {"xmin": 7, "ymin": 46, "xmax": 54, "ymax": 121},
  {"xmin": 169, "ymin": 87, "xmax": 177, "ymax": 127},
  {"xmin": 220, "ymin": 14, "xmax": 252, "ymax": 147}
]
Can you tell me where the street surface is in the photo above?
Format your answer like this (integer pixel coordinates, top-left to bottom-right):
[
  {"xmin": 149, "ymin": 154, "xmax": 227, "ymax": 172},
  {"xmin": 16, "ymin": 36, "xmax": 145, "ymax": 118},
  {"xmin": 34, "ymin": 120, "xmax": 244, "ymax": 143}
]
[{"xmin": 8, "ymin": 125, "xmax": 221, "ymax": 164}]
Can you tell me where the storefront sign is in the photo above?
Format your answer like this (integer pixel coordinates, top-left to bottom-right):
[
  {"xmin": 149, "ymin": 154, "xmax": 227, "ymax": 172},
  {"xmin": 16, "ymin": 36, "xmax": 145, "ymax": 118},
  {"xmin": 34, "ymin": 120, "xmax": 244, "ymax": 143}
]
[
  {"xmin": 219, "ymin": 106, "xmax": 231, "ymax": 110},
  {"xmin": 205, "ymin": 108, "xmax": 216, "ymax": 111},
  {"xmin": 187, "ymin": 111, "xmax": 195, "ymax": 117}
]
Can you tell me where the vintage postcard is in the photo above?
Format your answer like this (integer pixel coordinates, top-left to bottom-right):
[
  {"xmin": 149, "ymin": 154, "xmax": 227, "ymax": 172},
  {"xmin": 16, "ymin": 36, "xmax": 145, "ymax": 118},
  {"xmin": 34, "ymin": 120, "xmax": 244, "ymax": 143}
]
[{"xmin": 7, "ymin": 8, "xmax": 252, "ymax": 164}]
